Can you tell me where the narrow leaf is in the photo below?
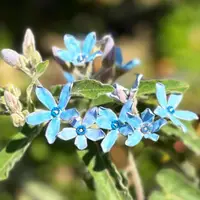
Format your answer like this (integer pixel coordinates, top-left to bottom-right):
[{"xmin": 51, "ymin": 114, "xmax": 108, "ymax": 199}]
[{"xmin": 35, "ymin": 60, "xmax": 49, "ymax": 77}]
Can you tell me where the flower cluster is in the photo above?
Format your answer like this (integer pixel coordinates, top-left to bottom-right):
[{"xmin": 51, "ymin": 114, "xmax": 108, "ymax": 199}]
[{"xmin": 1, "ymin": 30, "xmax": 198, "ymax": 153}]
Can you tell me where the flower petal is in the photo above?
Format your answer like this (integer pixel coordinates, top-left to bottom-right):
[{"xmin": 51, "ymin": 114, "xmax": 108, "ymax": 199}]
[
  {"xmin": 125, "ymin": 130, "xmax": 143, "ymax": 147},
  {"xmin": 119, "ymin": 100, "xmax": 133, "ymax": 123},
  {"xmin": 58, "ymin": 83, "xmax": 72, "ymax": 109},
  {"xmin": 96, "ymin": 107, "xmax": 118, "ymax": 129},
  {"xmin": 75, "ymin": 135, "xmax": 87, "ymax": 150},
  {"xmin": 85, "ymin": 129, "xmax": 105, "ymax": 141},
  {"xmin": 174, "ymin": 110, "xmax": 198, "ymax": 121},
  {"xmin": 127, "ymin": 113, "xmax": 142, "ymax": 129},
  {"xmin": 60, "ymin": 108, "xmax": 79, "ymax": 121},
  {"xmin": 71, "ymin": 117, "xmax": 82, "ymax": 128},
  {"xmin": 154, "ymin": 106, "xmax": 168, "ymax": 118},
  {"xmin": 152, "ymin": 118, "xmax": 167, "ymax": 132},
  {"xmin": 144, "ymin": 133, "xmax": 159, "ymax": 142},
  {"xmin": 26, "ymin": 111, "xmax": 52, "ymax": 126},
  {"xmin": 36, "ymin": 86, "xmax": 57, "ymax": 110},
  {"xmin": 119, "ymin": 125, "xmax": 133, "ymax": 136},
  {"xmin": 100, "ymin": 130, "xmax": 118, "ymax": 153},
  {"xmin": 87, "ymin": 51, "xmax": 102, "ymax": 62},
  {"xmin": 57, "ymin": 128, "xmax": 77, "ymax": 140},
  {"xmin": 82, "ymin": 32, "xmax": 96, "ymax": 55},
  {"xmin": 64, "ymin": 72, "xmax": 75, "ymax": 83},
  {"xmin": 64, "ymin": 34, "xmax": 81, "ymax": 55},
  {"xmin": 115, "ymin": 47, "xmax": 123, "ymax": 66},
  {"xmin": 167, "ymin": 94, "xmax": 183, "ymax": 109},
  {"xmin": 141, "ymin": 108, "xmax": 155, "ymax": 123},
  {"xmin": 169, "ymin": 115, "xmax": 187, "ymax": 133},
  {"xmin": 45, "ymin": 118, "xmax": 60, "ymax": 144},
  {"xmin": 56, "ymin": 50, "xmax": 73, "ymax": 62},
  {"xmin": 121, "ymin": 59, "xmax": 140, "ymax": 70},
  {"xmin": 82, "ymin": 107, "xmax": 98, "ymax": 127},
  {"xmin": 156, "ymin": 83, "xmax": 167, "ymax": 108}
]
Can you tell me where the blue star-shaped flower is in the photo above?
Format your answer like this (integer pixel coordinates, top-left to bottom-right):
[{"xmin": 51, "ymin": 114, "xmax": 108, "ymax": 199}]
[
  {"xmin": 54, "ymin": 32, "xmax": 102, "ymax": 66},
  {"xmin": 26, "ymin": 84, "xmax": 79, "ymax": 144},
  {"xmin": 115, "ymin": 47, "xmax": 140, "ymax": 70},
  {"xmin": 57, "ymin": 107, "xmax": 105, "ymax": 150},
  {"xmin": 125, "ymin": 108, "xmax": 167, "ymax": 147},
  {"xmin": 96, "ymin": 100, "xmax": 134, "ymax": 153},
  {"xmin": 154, "ymin": 83, "xmax": 198, "ymax": 132}
]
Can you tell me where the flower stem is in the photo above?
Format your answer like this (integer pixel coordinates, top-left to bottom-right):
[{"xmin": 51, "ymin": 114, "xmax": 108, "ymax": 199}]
[{"xmin": 126, "ymin": 151, "xmax": 145, "ymax": 200}]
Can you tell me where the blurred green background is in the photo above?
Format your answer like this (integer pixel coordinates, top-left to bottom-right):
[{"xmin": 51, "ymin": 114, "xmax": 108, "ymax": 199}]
[{"xmin": 1, "ymin": 0, "xmax": 200, "ymax": 199}]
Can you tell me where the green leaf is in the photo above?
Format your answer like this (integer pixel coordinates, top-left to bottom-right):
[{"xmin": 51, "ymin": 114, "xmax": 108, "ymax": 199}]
[
  {"xmin": 0, "ymin": 126, "xmax": 42, "ymax": 181},
  {"xmin": 161, "ymin": 122, "xmax": 200, "ymax": 155},
  {"xmin": 137, "ymin": 79, "xmax": 189, "ymax": 97},
  {"xmin": 91, "ymin": 94, "xmax": 115, "ymax": 106},
  {"xmin": 77, "ymin": 145, "xmax": 133, "ymax": 200},
  {"xmin": 149, "ymin": 169, "xmax": 200, "ymax": 200},
  {"xmin": 35, "ymin": 60, "xmax": 49, "ymax": 78},
  {"xmin": 51, "ymin": 79, "xmax": 114, "ymax": 99}
]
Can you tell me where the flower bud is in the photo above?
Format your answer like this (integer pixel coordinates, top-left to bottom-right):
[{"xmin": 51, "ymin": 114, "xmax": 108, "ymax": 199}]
[
  {"xmin": 23, "ymin": 28, "xmax": 35, "ymax": 57},
  {"xmin": 11, "ymin": 113, "xmax": 25, "ymax": 127},
  {"xmin": 1, "ymin": 49, "xmax": 20, "ymax": 67}
]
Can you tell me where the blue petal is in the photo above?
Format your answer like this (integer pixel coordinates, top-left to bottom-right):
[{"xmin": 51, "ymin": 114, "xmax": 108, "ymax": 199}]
[
  {"xmin": 64, "ymin": 34, "xmax": 81, "ymax": 55},
  {"xmin": 96, "ymin": 107, "xmax": 118, "ymax": 129},
  {"xmin": 167, "ymin": 94, "xmax": 183, "ymax": 109},
  {"xmin": 45, "ymin": 118, "xmax": 60, "ymax": 144},
  {"xmin": 144, "ymin": 133, "xmax": 159, "ymax": 142},
  {"xmin": 64, "ymin": 72, "xmax": 75, "ymax": 83},
  {"xmin": 174, "ymin": 110, "xmax": 198, "ymax": 121},
  {"xmin": 60, "ymin": 108, "xmax": 79, "ymax": 121},
  {"xmin": 100, "ymin": 130, "xmax": 118, "ymax": 153},
  {"xmin": 115, "ymin": 47, "xmax": 123, "ymax": 66},
  {"xmin": 58, "ymin": 83, "xmax": 72, "ymax": 109},
  {"xmin": 119, "ymin": 125, "xmax": 133, "ymax": 136},
  {"xmin": 74, "ymin": 135, "xmax": 87, "ymax": 150},
  {"xmin": 154, "ymin": 106, "xmax": 168, "ymax": 118},
  {"xmin": 57, "ymin": 128, "xmax": 77, "ymax": 140},
  {"xmin": 82, "ymin": 107, "xmax": 98, "ymax": 127},
  {"xmin": 71, "ymin": 117, "xmax": 82, "ymax": 128},
  {"xmin": 169, "ymin": 115, "xmax": 187, "ymax": 133},
  {"xmin": 156, "ymin": 83, "xmax": 167, "ymax": 108},
  {"xmin": 102, "ymin": 35, "xmax": 114, "ymax": 59},
  {"xmin": 87, "ymin": 51, "xmax": 102, "ymax": 62},
  {"xmin": 119, "ymin": 100, "xmax": 133, "ymax": 123},
  {"xmin": 152, "ymin": 118, "xmax": 167, "ymax": 132},
  {"xmin": 130, "ymin": 74, "xmax": 143, "ymax": 94},
  {"xmin": 56, "ymin": 50, "xmax": 73, "ymax": 62},
  {"xmin": 121, "ymin": 59, "xmax": 140, "ymax": 70},
  {"xmin": 36, "ymin": 87, "xmax": 57, "ymax": 110},
  {"xmin": 125, "ymin": 130, "xmax": 143, "ymax": 147},
  {"xmin": 82, "ymin": 32, "xmax": 96, "ymax": 55},
  {"xmin": 127, "ymin": 113, "xmax": 142, "ymax": 129},
  {"xmin": 85, "ymin": 129, "xmax": 105, "ymax": 141},
  {"xmin": 141, "ymin": 108, "xmax": 155, "ymax": 123},
  {"xmin": 26, "ymin": 111, "xmax": 51, "ymax": 125}
]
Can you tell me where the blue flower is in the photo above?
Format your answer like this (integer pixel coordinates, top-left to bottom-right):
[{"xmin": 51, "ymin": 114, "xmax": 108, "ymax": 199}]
[
  {"xmin": 154, "ymin": 83, "xmax": 198, "ymax": 132},
  {"xmin": 125, "ymin": 108, "xmax": 167, "ymax": 147},
  {"xmin": 115, "ymin": 47, "xmax": 140, "ymax": 70},
  {"xmin": 57, "ymin": 107, "xmax": 105, "ymax": 150},
  {"xmin": 96, "ymin": 100, "xmax": 134, "ymax": 153},
  {"xmin": 55, "ymin": 32, "xmax": 102, "ymax": 66},
  {"xmin": 26, "ymin": 84, "xmax": 79, "ymax": 144},
  {"xmin": 64, "ymin": 72, "xmax": 75, "ymax": 83}
]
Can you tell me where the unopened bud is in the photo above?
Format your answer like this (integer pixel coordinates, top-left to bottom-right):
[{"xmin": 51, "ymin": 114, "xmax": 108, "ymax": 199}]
[
  {"xmin": 11, "ymin": 113, "xmax": 25, "ymax": 127},
  {"xmin": 23, "ymin": 28, "xmax": 35, "ymax": 57},
  {"xmin": 4, "ymin": 91, "xmax": 22, "ymax": 113},
  {"xmin": 101, "ymin": 35, "xmax": 115, "ymax": 59},
  {"xmin": 1, "ymin": 49, "xmax": 20, "ymax": 67}
]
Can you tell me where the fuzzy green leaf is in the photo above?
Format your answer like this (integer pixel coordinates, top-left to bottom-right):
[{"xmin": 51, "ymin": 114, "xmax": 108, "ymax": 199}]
[
  {"xmin": 161, "ymin": 122, "xmax": 200, "ymax": 155},
  {"xmin": 51, "ymin": 79, "xmax": 114, "ymax": 100},
  {"xmin": 77, "ymin": 145, "xmax": 133, "ymax": 200},
  {"xmin": 0, "ymin": 126, "xmax": 42, "ymax": 181},
  {"xmin": 137, "ymin": 79, "xmax": 189, "ymax": 97},
  {"xmin": 35, "ymin": 60, "xmax": 49, "ymax": 77},
  {"xmin": 149, "ymin": 169, "xmax": 200, "ymax": 200}
]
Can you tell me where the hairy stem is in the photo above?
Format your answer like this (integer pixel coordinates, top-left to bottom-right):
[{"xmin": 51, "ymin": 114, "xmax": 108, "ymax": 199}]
[{"xmin": 126, "ymin": 152, "xmax": 145, "ymax": 200}]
